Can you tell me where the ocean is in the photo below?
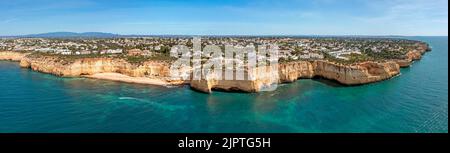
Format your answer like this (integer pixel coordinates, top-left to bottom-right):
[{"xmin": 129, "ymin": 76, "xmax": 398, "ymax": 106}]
[{"xmin": 0, "ymin": 36, "xmax": 447, "ymax": 133}]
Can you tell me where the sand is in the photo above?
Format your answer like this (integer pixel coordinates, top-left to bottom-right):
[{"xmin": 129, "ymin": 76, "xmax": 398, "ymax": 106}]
[{"xmin": 84, "ymin": 73, "xmax": 169, "ymax": 86}]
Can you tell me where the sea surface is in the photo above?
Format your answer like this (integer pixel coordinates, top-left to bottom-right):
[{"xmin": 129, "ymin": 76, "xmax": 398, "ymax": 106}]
[{"xmin": 0, "ymin": 37, "xmax": 447, "ymax": 133}]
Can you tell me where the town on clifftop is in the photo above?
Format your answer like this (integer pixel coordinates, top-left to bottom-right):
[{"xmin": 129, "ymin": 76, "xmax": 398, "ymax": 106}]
[{"xmin": 0, "ymin": 36, "xmax": 431, "ymax": 93}]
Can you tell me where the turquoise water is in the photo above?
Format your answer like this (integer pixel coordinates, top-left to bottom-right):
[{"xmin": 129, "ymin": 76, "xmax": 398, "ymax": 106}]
[{"xmin": 0, "ymin": 37, "xmax": 447, "ymax": 133}]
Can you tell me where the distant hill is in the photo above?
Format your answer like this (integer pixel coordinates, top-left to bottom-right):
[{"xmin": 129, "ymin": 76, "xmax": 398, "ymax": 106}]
[{"xmin": 22, "ymin": 32, "xmax": 120, "ymax": 38}]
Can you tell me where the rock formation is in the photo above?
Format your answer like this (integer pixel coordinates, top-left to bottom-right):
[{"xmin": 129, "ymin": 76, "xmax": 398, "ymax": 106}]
[
  {"xmin": 0, "ymin": 42, "xmax": 431, "ymax": 93},
  {"xmin": 189, "ymin": 60, "xmax": 401, "ymax": 93},
  {"xmin": 0, "ymin": 51, "xmax": 30, "ymax": 61},
  {"xmin": 17, "ymin": 54, "xmax": 182, "ymax": 85},
  {"xmin": 394, "ymin": 43, "xmax": 431, "ymax": 68}
]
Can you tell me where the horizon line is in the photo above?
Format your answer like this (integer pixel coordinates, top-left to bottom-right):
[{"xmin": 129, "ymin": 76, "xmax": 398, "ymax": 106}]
[{"xmin": 0, "ymin": 31, "xmax": 448, "ymax": 37}]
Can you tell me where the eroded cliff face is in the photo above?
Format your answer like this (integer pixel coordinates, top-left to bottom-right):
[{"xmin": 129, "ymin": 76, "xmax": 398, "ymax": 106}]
[
  {"xmin": 190, "ymin": 60, "xmax": 401, "ymax": 93},
  {"xmin": 190, "ymin": 80, "xmax": 261, "ymax": 93},
  {"xmin": 0, "ymin": 51, "xmax": 29, "ymax": 61},
  {"xmin": 314, "ymin": 61, "xmax": 400, "ymax": 85},
  {"xmin": 190, "ymin": 44, "xmax": 432, "ymax": 93},
  {"xmin": 278, "ymin": 61, "xmax": 315, "ymax": 83},
  {"xmin": 190, "ymin": 66, "xmax": 281, "ymax": 93},
  {"xmin": 0, "ymin": 43, "xmax": 431, "ymax": 93},
  {"xmin": 394, "ymin": 43, "xmax": 431, "ymax": 68},
  {"xmin": 19, "ymin": 55, "xmax": 178, "ymax": 83}
]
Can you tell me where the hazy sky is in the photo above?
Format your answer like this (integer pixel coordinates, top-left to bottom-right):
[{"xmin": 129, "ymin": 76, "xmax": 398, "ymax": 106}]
[{"xmin": 0, "ymin": 0, "xmax": 448, "ymax": 36}]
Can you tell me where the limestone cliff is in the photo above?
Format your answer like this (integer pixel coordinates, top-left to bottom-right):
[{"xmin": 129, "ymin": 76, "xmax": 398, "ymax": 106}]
[
  {"xmin": 190, "ymin": 43, "xmax": 431, "ymax": 93},
  {"xmin": 190, "ymin": 60, "xmax": 401, "ymax": 93},
  {"xmin": 278, "ymin": 61, "xmax": 315, "ymax": 83},
  {"xmin": 394, "ymin": 43, "xmax": 432, "ymax": 68},
  {"xmin": 313, "ymin": 61, "xmax": 400, "ymax": 85},
  {"xmin": 0, "ymin": 51, "xmax": 29, "ymax": 61},
  {"xmin": 20, "ymin": 56, "xmax": 168, "ymax": 77},
  {"xmin": 18, "ymin": 55, "xmax": 182, "ymax": 85},
  {"xmin": 0, "ymin": 42, "xmax": 431, "ymax": 93},
  {"xmin": 190, "ymin": 66, "xmax": 281, "ymax": 93}
]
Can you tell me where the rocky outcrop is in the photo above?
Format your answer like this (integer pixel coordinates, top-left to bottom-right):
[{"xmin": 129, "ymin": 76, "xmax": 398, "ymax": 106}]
[
  {"xmin": 190, "ymin": 43, "xmax": 431, "ymax": 93},
  {"xmin": 190, "ymin": 60, "xmax": 401, "ymax": 93},
  {"xmin": 0, "ymin": 42, "xmax": 432, "ymax": 93},
  {"xmin": 394, "ymin": 59, "xmax": 413, "ymax": 68},
  {"xmin": 313, "ymin": 61, "xmax": 400, "ymax": 85},
  {"xmin": 20, "ymin": 56, "xmax": 169, "ymax": 77},
  {"xmin": 278, "ymin": 61, "xmax": 315, "ymax": 83},
  {"xmin": 394, "ymin": 43, "xmax": 432, "ymax": 68},
  {"xmin": 0, "ymin": 51, "xmax": 29, "ymax": 61},
  {"xmin": 18, "ymin": 55, "xmax": 184, "ymax": 85},
  {"xmin": 190, "ymin": 66, "xmax": 280, "ymax": 93},
  {"xmin": 1, "ymin": 53, "xmax": 406, "ymax": 93},
  {"xmin": 191, "ymin": 80, "xmax": 261, "ymax": 93}
]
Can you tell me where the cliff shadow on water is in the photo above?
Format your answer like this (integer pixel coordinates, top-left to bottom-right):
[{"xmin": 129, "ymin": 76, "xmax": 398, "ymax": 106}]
[{"xmin": 311, "ymin": 76, "xmax": 348, "ymax": 87}]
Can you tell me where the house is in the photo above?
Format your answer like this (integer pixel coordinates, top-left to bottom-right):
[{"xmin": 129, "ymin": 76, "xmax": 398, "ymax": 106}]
[
  {"xmin": 127, "ymin": 49, "xmax": 144, "ymax": 56},
  {"xmin": 61, "ymin": 51, "xmax": 72, "ymax": 55},
  {"xmin": 80, "ymin": 50, "xmax": 91, "ymax": 55},
  {"xmin": 142, "ymin": 50, "xmax": 152, "ymax": 57},
  {"xmin": 106, "ymin": 49, "xmax": 123, "ymax": 54}
]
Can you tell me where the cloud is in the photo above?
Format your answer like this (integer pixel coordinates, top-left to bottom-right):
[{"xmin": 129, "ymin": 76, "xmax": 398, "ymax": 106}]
[
  {"xmin": 358, "ymin": 0, "xmax": 448, "ymax": 22},
  {"xmin": 0, "ymin": 18, "xmax": 18, "ymax": 24},
  {"xmin": 0, "ymin": 0, "xmax": 447, "ymax": 36},
  {"xmin": 1, "ymin": 0, "xmax": 97, "ymax": 13}
]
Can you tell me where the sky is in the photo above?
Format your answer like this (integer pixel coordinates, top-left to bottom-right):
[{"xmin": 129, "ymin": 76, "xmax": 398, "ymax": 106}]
[{"xmin": 0, "ymin": 0, "xmax": 448, "ymax": 36}]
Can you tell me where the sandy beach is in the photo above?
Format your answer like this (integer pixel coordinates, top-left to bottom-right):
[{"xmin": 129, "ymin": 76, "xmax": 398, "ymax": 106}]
[{"xmin": 84, "ymin": 73, "xmax": 170, "ymax": 86}]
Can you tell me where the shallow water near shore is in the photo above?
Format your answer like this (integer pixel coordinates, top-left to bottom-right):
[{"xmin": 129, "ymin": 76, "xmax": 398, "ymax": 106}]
[{"xmin": 0, "ymin": 37, "xmax": 448, "ymax": 133}]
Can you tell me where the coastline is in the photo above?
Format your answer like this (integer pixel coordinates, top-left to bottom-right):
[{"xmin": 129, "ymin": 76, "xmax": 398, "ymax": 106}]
[
  {"xmin": 0, "ymin": 51, "xmax": 30, "ymax": 61},
  {"xmin": 0, "ymin": 43, "xmax": 431, "ymax": 93},
  {"xmin": 0, "ymin": 37, "xmax": 446, "ymax": 133}
]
